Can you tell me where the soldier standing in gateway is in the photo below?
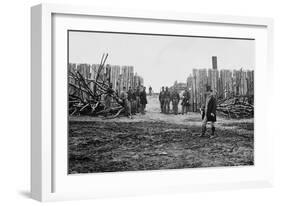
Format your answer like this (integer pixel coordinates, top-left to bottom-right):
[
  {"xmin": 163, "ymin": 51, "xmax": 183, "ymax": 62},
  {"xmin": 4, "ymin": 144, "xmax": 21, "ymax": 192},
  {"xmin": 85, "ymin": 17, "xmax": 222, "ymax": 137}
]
[
  {"xmin": 163, "ymin": 87, "xmax": 171, "ymax": 114},
  {"xmin": 139, "ymin": 86, "xmax": 147, "ymax": 114},
  {"xmin": 149, "ymin": 86, "xmax": 153, "ymax": 96},
  {"xmin": 159, "ymin": 86, "xmax": 165, "ymax": 113},
  {"xmin": 171, "ymin": 89, "xmax": 180, "ymax": 115},
  {"xmin": 200, "ymin": 86, "xmax": 217, "ymax": 138},
  {"xmin": 181, "ymin": 89, "xmax": 191, "ymax": 114}
]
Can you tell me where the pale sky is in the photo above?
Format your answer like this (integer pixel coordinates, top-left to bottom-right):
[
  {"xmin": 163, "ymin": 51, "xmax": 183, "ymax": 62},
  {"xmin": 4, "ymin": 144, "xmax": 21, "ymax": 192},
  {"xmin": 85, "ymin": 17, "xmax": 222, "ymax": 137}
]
[{"xmin": 69, "ymin": 31, "xmax": 255, "ymax": 90}]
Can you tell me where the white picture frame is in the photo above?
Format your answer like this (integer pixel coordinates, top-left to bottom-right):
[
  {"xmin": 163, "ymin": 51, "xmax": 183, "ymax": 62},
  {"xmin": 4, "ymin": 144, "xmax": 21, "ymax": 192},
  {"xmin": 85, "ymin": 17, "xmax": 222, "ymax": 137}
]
[{"xmin": 31, "ymin": 3, "xmax": 274, "ymax": 202}]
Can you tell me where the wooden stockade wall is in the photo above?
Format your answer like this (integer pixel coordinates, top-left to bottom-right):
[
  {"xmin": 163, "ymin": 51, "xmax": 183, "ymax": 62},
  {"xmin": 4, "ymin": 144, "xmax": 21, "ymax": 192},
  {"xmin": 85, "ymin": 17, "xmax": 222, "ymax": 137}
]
[
  {"xmin": 68, "ymin": 63, "xmax": 143, "ymax": 98},
  {"xmin": 187, "ymin": 68, "xmax": 254, "ymax": 112}
]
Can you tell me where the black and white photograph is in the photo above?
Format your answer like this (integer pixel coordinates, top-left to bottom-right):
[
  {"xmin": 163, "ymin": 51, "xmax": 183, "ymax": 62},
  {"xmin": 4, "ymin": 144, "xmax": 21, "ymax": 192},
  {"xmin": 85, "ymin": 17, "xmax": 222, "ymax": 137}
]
[{"xmin": 67, "ymin": 30, "xmax": 254, "ymax": 174}]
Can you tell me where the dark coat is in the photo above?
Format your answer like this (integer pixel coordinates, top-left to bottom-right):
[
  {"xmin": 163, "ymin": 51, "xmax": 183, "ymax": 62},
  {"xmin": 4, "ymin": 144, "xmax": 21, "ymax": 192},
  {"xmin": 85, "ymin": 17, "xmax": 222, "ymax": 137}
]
[
  {"xmin": 202, "ymin": 95, "xmax": 217, "ymax": 122},
  {"xmin": 171, "ymin": 91, "xmax": 180, "ymax": 103},
  {"xmin": 181, "ymin": 91, "xmax": 190, "ymax": 106},
  {"xmin": 140, "ymin": 91, "xmax": 147, "ymax": 105},
  {"xmin": 159, "ymin": 91, "xmax": 165, "ymax": 102},
  {"xmin": 127, "ymin": 90, "xmax": 133, "ymax": 102},
  {"xmin": 183, "ymin": 90, "xmax": 190, "ymax": 99},
  {"xmin": 181, "ymin": 97, "xmax": 190, "ymax": 106},
  {"xmin": 131, "ymin": 92, "xmax": 137, "ymax": 101},
  {"xmin": 163, "ymin": 91, "xmax": 170, "ymax": 100}
]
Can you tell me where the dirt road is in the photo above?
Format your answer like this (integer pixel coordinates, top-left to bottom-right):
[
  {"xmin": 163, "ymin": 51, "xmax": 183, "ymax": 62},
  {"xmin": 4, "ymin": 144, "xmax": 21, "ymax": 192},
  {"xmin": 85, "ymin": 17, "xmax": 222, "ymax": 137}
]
[{"xmin": 68, "ymin": 94, "xmax": 254, "ymax": 174}]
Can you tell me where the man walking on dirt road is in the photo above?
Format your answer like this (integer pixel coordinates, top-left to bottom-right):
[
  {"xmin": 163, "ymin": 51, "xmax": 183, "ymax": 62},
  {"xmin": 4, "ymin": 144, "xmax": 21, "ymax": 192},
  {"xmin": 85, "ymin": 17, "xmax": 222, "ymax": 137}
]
[{"xmin": 200, "ymin": 87, "xmax": 217, "ymax": 138}]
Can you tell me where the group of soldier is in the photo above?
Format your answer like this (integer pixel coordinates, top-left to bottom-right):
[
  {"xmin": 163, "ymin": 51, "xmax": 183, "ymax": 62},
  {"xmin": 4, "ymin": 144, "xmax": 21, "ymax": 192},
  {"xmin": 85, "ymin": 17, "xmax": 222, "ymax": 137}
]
[
  {"xmin": 158, "ymin": 86, "xmax": 191, "ymax": 115},
  {"xmin": 104, "ymin": 84, "xmax": 148, "ymax": 118},
  {"xmin": 105, "ymin": 83, "xmax": 217, "ymax": 138},
  {"xmin": 119, "ymin": 85, "xmax": 148, "ymax": 117}
]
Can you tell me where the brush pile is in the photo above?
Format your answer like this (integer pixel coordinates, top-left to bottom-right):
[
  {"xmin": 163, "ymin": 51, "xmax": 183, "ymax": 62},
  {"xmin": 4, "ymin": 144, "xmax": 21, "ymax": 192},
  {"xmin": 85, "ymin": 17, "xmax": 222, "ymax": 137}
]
[{"xmin": 217, "ymin": 96, "xmax": 254, "ymax": 119}]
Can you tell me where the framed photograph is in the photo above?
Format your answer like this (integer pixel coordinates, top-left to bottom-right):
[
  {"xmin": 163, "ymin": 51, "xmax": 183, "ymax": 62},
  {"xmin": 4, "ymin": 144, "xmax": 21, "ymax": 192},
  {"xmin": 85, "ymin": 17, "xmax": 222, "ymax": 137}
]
[{"xmin": 31, "ymin": 3, "xmax": 274, "ymax": 201}]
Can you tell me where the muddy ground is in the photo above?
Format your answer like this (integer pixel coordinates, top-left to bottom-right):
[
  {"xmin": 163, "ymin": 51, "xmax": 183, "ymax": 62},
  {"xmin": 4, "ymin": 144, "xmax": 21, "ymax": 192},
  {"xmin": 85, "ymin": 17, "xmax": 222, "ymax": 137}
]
[{"xmin": 68, "ymin": 95, "xmax": 254, "ymax": 174}]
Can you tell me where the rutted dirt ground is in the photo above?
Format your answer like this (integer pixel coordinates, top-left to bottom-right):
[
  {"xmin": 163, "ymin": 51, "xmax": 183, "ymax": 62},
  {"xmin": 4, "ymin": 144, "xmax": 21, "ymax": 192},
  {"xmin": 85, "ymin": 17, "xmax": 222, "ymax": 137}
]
[{"xmin": 68, "ymin": 95, "xmax": 254, "ymax": 174}]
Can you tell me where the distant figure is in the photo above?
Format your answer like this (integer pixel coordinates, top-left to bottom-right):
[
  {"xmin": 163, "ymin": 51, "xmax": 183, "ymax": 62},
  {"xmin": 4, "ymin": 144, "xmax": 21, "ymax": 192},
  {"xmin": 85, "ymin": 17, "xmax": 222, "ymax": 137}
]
[
  {"xmin": 127, "ymin": 87, "xmax": 134, "ymax": 115},
  {"xmin": 115, "ymin": 82, "xmax": 119, "ymax": 97},
  {"xmin": 163, "ymin": 87, "xmax": 171, "ymax": 114},
  {"xmin": 131, "ymin": 88, "xmax": 137, "ymax": 115},
  {"xmin": 135, "ymin": 86, "xmax": 141, "ymax": 113},
  {"xmin": 120, "ymin": 86, "xmax": 132, "ymax": 118},
  {"xmin": 143, "ymin": 87, "xmax": 147, "ymax": 110},
  {"xmin": 181, "ymin": 89, "xmax": 191, "ymax": 114},
  {"xmin": 200, "ymin": 87, "xmax": 217, "ymax": 138},
  {"xmin": 104, "ymin": 83, "xmax": 114, "ymax": 110},
  {"xmin": 159, "ymin": 86, "xmax": 165, "ymax": 113},
  {"xmin": 139, "ymin": 86, "xmax": 147, "ymax": 114},
  {"xmin": 171, "ymin": 89, "xmax": 180, "ymax": 115},
  {"xmin": 149, "ymin": 86, "xmax": 152, "ymax": 96}
]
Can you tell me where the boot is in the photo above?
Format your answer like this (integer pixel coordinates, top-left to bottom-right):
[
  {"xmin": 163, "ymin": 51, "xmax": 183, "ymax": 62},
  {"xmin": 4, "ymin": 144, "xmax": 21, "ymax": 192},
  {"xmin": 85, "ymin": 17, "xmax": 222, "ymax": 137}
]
[
  {"xmin": 199, "ymin": 125, "xmax": 206, "ymax": 137},
  {"xmin": 210, "ymin": 126, "xmax": 215, "ymax": 138}
]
